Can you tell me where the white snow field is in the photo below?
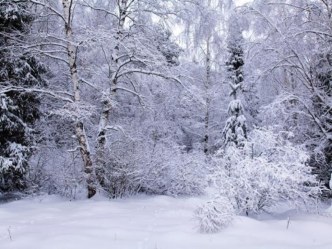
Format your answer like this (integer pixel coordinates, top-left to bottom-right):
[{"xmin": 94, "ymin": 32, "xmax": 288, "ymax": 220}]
[{"xmin": 0, "ymin": 195, "xmax": 332, "ymax": 249}]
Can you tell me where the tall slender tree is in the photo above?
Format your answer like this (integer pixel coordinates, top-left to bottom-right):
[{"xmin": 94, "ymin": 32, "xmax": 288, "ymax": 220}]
[
  {"xmin": 180, "ymin": 0, "xmax": 227, "ymax": 154},
  {"xmin": 222, "ymin": 13, "xmax": 247, "ymax": 148}
]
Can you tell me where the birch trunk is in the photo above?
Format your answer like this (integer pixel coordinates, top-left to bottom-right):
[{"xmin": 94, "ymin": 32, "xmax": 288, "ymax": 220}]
[
  {"xmin": 62, "ymin": 0, "xmax": 96, "ymax": 198},
  {"xmin": 95, "ymin": 0, "xmax": 128, "ymax": 183}
]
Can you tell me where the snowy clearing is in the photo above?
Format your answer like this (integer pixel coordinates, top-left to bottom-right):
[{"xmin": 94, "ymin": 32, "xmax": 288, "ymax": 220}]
[{"xmin": 0, "ymin": 195, "xmax": 332, "ymax": 249}]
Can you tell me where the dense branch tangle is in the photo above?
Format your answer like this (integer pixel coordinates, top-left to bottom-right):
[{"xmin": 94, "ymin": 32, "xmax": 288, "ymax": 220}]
[{"xmin": 26, "ymin": 0, "xmax": 183, "ymax": 197}]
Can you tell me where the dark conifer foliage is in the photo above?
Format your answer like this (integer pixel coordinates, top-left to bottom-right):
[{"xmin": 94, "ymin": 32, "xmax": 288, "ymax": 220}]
[
  {"xmin": 222, "ymin": 16, "xmax": 247, "ymax": 148},
  {"xmin": 308, "ymin": 51, "xmax": 332, "ymax": 198},
  {"xmin": 0, "ymin": 0, "xmax": 46, "ymax": 192}
]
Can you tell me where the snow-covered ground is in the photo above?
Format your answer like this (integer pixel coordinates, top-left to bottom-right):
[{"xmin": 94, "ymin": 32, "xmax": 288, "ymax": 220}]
[{"xmin": 0, "ymin": 195, "xmax": 332, "ymax": 249}]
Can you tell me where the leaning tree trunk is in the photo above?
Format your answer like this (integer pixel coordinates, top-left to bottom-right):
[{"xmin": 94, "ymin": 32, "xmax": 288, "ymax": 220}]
[{"xmin": 62, "ymin": 0, "xmax": 96, "ymax": 198}]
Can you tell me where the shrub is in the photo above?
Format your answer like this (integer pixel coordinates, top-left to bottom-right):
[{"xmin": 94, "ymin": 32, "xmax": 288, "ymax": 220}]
[
  {"xmin": 194, "ymin": 196, "xmax": 235, "ymax": 233},
  {"xmin": 212, "ymin": 128, "xmax": 321, "ymax": 215}
]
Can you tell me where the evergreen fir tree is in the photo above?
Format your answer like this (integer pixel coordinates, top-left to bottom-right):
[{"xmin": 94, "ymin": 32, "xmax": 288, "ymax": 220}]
[
  {"xmin": 222, "ymin": 14, "xmax": 247, "ymax": 148},
  {"xmin": 0, "ymin": 0, "xmax": 46, "ymax": 192}
]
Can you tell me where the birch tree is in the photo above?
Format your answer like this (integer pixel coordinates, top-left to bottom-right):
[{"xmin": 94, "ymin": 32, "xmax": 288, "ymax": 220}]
[
  {"xmin": 27, "ymin": 0, "xmax": 186, "ymax": 197},
  {"xmin": 28, "ymin": 0, "xmax": 98, "ymax": 197},
  {"xmin": 180, "ymin": 0, "xmax": 229, "ymax": 154},
  {"xmin": 79, "ymin": 0, "xmax": 182, "ymax": 190}
]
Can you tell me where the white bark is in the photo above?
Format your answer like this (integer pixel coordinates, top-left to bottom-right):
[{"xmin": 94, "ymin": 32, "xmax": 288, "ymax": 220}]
[
  {"xmin": 95, "ymin": 0, "xmax": 129, "ymax": 182},
  {"xmin": 62, "ymin": 0, "xmax": 96, "ymax": 198}
]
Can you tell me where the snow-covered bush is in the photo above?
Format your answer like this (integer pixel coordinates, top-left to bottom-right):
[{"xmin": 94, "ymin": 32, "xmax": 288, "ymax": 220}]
[
  {"xmin": 140, "ymin": 146, "xmax": 207, "ymax": 196},
  {"xmin": 212, "ymin": 127, "xmax": 321, "ymax": 215},
  {"xmin": 194, "ymin": 196, "xmax": 235, "ymax": 233},
  {"xmin": 29, "ymin": 148, "xmax": 86, "ymax": 199},
  {"xmin": 96, "ymin": 157, "xmax": 142, "ymax": 199},
  {"xmin": 101, "ymin": 138, "xmax": 208, "ymax": 198}
]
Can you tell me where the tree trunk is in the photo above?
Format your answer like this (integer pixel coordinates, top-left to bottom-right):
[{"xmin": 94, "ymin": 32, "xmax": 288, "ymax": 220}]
[
  {"xmin": 76, "ymin": 122, "xmax": 96, "ymax": 198},
  {"xmin": 62, "ymin": 0, "xmax": 96, "ymax": 198},
  {"xmin": 204, "ymin": 37, "xmax": 211, "ymax": 154},
  {"xmin": 95, "ymin": 97, "xmax": 111, "ymax": 185},
  {"xmin": 95, "ymin": 0, "xmax": 128, "ymax": 183}
]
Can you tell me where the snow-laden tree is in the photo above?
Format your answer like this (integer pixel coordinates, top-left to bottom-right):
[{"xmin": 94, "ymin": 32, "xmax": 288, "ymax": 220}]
[
  {"xmin": 222, "ymin": 12, "xmax": 247, "ymax": 148},
  {"xmin": 76, "ymin": 0, "xmax": 184, "ymax": 195},
  {"xmin": 178, "ymin": 0, "xmax": 230, "ymax": 154},
  {"xmin": 214, "ymin": 128, "xmax": 321, "ymax": 215},
  {"xmin": 0, "ymin": 0, "xmax": 46, "ymax": 192},
  {"xmin": 28, "ymin": 0, "xmax": 188, "ymax": 197},
  {"xmin": 93, "ymin": 65, "xmax": 211, "ymax": 197},
  {"xmin": 245, "ymin": 0, "xmax": 332, "ymax": 197}
]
